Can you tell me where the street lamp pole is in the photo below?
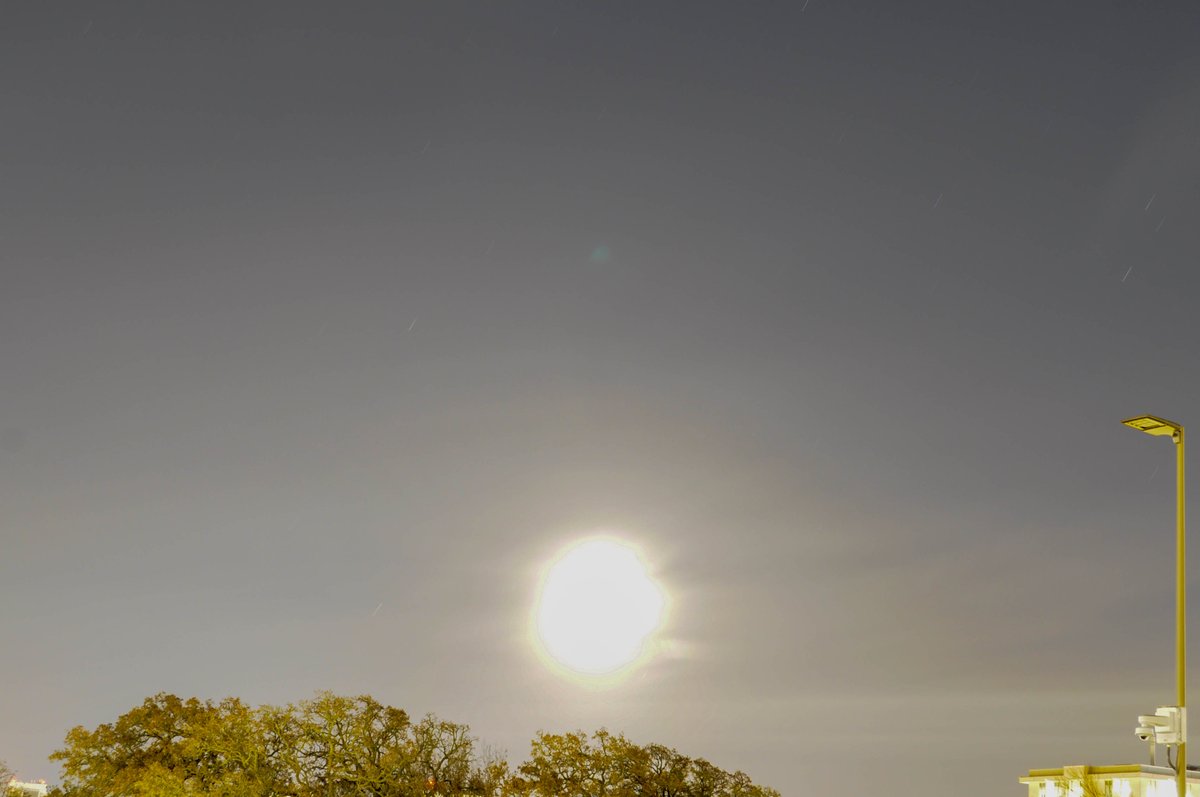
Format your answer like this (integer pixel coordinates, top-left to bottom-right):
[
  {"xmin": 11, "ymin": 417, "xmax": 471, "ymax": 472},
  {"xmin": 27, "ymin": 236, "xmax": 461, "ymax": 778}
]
[
  {"xmin": 1177, "ymin": 424, "xmax": 1187, "ymax": 797},
  {"xmin": 1124, "ymin": 415, "xmax": 1187, "ymax": 797}
]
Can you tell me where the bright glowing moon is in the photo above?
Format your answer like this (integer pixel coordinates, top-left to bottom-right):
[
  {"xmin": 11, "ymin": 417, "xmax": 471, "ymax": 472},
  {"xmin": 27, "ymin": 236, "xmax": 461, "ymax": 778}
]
[{"xmin": 534, "ymin": 538, "xmax": 666, "ymax": 676}]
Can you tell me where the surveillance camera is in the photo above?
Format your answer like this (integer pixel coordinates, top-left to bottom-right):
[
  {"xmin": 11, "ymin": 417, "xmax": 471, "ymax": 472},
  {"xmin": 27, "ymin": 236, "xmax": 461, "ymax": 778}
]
[{"xmin": 1134, "ymin": 707, "xmax": 1186, "ymax": 745}]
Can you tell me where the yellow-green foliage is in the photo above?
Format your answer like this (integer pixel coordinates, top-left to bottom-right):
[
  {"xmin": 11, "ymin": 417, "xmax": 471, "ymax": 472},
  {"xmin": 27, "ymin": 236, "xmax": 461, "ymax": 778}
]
[{"xmin": 48, "ymin": 693, "xmax": 778, "ymax": 797}]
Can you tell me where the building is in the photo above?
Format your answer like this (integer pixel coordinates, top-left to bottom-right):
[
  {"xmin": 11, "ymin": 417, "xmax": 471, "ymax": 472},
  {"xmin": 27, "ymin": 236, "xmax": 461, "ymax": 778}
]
[
  {"xmin": 1021, "ymin": 764, "xmax": 1200, "ymax": 797},
  {"xmin": 6, "ymin": 780, "xmax": 48, "ymax": 797}
]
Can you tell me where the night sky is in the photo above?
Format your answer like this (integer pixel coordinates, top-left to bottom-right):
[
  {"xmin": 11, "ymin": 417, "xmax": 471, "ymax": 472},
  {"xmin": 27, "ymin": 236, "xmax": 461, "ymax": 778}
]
[{"xmin": 4, "ymin": 4, "xmax": 1200, "ymax": 796}]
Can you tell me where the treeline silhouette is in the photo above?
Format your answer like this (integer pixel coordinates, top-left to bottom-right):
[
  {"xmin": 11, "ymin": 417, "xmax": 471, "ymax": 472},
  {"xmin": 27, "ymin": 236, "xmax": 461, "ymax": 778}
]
[{"xmin": 47, "ymin": 692, "xmax": 779, "ymax": 797}]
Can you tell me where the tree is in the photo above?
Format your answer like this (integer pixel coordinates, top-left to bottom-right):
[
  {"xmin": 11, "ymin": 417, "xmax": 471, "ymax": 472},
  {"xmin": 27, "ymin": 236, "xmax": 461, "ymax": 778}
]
[
  {"xmin": 1, "ymin": 761, "xmax": 17, "ymax": 797},
  {"xmin": 1053, "ymin": 771, "xmax": 1110, "ymax": 797},
  {"xmin": 409, "ymin": 715, "xmax": 475, "ymax": 794},
  {"xmin": 683, "ymin": 759, "xmax": 728, "ymax": 797},
  {"xmin": 462, "ymin": 746, "xmax": 515, "ymax": 797},
  {"xmin": 50, "ymin": 693, "xmax": 236, "ymax": 797},
  {"xmin": 642, "ymin": 744, "xmax": 690, "ymax": 797},
  {"xmin": 49, "ymin": 693, "xmax": 779, "ymax": 797},
  {"xmin": 293, "ymin": 691, "xmax": 423, "ymax": 797},
  {"xmin": 515, "ymin": 731, "xmax": 778, "ymax": 797},
  {"xmin": 518, "ymin": 731, "xmax": 592, "ymax": 796}
]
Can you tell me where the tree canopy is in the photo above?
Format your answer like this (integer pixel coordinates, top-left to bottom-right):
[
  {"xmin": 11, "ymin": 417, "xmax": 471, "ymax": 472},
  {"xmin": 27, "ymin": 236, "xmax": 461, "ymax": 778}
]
[
  {"xmin": 48, "ymin": 693, "xmax": 779, "ymax": 797},
  {"xmin": 1, "ymin": 761, "xmax": 15, "ymax": 796}
]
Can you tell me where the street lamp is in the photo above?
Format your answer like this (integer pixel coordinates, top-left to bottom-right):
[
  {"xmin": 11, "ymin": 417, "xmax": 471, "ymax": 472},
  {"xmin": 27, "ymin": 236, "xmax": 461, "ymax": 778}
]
[{"xmin": 1123, "ymin": 414, "xmax": 1187, "ymax": 797}]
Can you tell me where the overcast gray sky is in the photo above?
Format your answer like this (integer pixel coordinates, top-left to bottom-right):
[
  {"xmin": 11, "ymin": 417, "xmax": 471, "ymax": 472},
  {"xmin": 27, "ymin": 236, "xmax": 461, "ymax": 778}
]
[{"xmin": 4, "ymin": 3, "xmax": 1200, "ymax": 795}]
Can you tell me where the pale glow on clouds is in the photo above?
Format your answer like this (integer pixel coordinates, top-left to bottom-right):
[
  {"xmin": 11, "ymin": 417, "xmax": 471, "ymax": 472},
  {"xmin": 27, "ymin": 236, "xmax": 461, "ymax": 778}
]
[{"xmin": 3, "ymin": 5, "xmax": 1199, "ymax": 797}]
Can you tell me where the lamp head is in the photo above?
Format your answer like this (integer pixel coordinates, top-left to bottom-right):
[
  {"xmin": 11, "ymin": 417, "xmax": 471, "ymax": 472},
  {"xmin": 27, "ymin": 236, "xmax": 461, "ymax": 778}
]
[{"xmin": 1122, "ymin": 415, "xmax": 1183, "ymax": 439}]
